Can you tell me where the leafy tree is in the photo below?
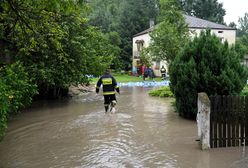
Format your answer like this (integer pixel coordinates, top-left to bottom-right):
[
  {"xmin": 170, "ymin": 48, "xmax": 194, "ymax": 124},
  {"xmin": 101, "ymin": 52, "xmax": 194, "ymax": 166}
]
[
  {"xmin": 117, "ymin": 0, "xmax": 159, "ymax": 70},
  {"xmin": 140, "ymin": 49, "xmax": 153, "ymax": 68},
  {"xmin": 178, "ymin": 0, "xmax": 194, "ymax": 15},
  {"xmin": 82, "ymin": 28, "xmax": 118, "ymax": 77},
  {"xmin": 88, "ymin": 0, "xmax": 159, "ymax": 70},
  {"xmin": 88, "ymin": 0, "xmax": 124, "ymax": 32},
  {"xmin": 144, "ymin": 0, "xmax": 189, "ymax": 64},
  {"xmin": 238, "ymin": 13, "xmax": 248, "ymax": 36},
  {"xmin": 228, "ymin": 22, "xmax": 237, "ymax": 28},
  {"xmin": 179, "ymin": 0, "xmax": 226, "ymax": 24},
  {"xmin": 0, "ymin": 0, "xmax": 119, "ymax": 139},
  {"xmin": 170, "ymin": 30, "xmax": 248, "ymax": 118},
  {"xmin": 0, "ymin": 0, "xmax": 117, "ymax": 98},
  {"xmin": 105, "ymin": 31, "xmax": 122, "ymax": 70}
]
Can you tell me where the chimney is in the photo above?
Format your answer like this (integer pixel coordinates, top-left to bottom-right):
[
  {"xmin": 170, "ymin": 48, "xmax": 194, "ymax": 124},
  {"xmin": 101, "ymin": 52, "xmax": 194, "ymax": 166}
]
[{"xmin": 149, "ymin": 18, "xmax": 155, "ymax": 28}]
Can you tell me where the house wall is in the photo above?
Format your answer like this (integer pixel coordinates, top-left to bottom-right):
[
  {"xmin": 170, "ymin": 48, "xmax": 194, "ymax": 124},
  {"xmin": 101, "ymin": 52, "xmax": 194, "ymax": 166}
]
[
  {"xmin": 189, "ymin": 28, "xmax": 236, "ymax": 45},
  {"xmin": 132, "ymin": 33, "xmax": 169, "ymax": 77},
  {"xmin": 132, "ymin": 34, "xmax": 151, "ymax": 58},
  {"xmin": 132, "ymin": 33, "xmax": 151, "ymax": 74},
  {"xmin": 132, "ymin": 28, "xmax": 236, "ymax": 77},
  {"xmin": 151, "ymin": 60, "xmax": 168, "ymax": 77}
]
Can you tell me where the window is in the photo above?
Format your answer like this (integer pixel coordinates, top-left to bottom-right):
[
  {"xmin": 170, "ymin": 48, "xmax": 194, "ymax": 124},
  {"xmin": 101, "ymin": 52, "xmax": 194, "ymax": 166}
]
[{"xmin": 135, "ymin": 40, "xmax": 144, "ymax": 52}]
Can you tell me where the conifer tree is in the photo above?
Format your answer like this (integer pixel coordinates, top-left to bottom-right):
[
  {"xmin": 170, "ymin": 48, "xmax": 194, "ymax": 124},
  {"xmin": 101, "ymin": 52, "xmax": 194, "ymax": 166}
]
[{"xmin": 170, "ymin": 30, "xmax": 248, "ymax": 118}]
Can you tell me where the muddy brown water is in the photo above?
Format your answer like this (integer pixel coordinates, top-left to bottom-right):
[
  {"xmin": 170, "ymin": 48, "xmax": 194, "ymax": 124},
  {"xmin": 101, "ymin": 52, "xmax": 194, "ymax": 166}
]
[{"xmin": 0, "ymin": 87, "xmax": 248, "ymax": 168}]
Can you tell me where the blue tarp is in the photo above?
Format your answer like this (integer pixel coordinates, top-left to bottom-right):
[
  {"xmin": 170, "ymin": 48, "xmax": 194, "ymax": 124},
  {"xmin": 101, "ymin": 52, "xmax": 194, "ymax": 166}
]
[{"xmin": 118, "ymin": 80, "xmax": 170, "ymax": 87}]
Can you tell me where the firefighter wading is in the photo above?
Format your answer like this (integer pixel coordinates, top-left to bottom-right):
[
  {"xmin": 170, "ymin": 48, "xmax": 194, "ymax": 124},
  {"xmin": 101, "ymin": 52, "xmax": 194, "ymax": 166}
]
[{"xmin": 96, "ymin": 70, "xmax": 120, "ymax": 113}]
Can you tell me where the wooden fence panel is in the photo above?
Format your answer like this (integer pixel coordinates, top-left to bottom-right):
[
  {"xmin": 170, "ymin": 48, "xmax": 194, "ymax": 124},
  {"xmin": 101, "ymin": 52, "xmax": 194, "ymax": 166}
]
[
  {"xmin": 240, "ymin": 97, "xmax": 245, "ymax": 146},
  {"xmin": 219, "ymin": 96, "xmax": 223, "ymax": 147},
  {"xmin": 234, "ymin": 96, "xmax": 239, "ymax": 146},
  {"xmin": 211, "ymin": 96, "xmax": 219, "ymax": 148},
  {"xmin": 227, "ymin": 96, "xmax": 232, "ymax": 147},
  {"xmin": 210, "ymin": 96, "xmax": 214, "ymax": 148},
  {"xmin": 210, "ymin": 95, "xmax": 248, "ymax": 148},
  {"xmin": 245, "ymin": 97, "xmax": 248, "ymax": 145},
  {"xmin": 222, "ymin": 96, "xmax": 227, "ymax": 147}
]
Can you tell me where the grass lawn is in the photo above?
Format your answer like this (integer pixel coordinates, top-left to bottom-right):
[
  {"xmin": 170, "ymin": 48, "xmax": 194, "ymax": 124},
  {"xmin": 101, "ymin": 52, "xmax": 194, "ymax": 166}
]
[{"xmin": 90, "ymin": 73, "xmax": 162, "ymax": 84}]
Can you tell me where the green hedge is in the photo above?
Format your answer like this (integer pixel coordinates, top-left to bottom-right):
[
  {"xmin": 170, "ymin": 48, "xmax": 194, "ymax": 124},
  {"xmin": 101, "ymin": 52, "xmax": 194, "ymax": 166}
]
[
  {"xmin": 0, "ymin": 62, "xmax": 37, "ymax": 139},
  {"xmin": 149, "ymin": 86, "xmax": 174, "ymax": 97}
]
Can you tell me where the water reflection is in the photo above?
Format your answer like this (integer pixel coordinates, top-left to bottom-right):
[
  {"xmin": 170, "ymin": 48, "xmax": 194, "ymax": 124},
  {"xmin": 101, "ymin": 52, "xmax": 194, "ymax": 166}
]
[{"xmin": 0, "ymin": 87, "xmax": 247, "ymax": 168}]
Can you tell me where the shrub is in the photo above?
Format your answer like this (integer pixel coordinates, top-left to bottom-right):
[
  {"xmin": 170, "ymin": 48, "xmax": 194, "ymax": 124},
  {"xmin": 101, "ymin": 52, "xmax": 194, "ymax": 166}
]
[
  {"xmin": 0, "ymin": 62, "xmax": 38, "ymax": 139},
  {"xmin": 0, "ymin": 82, "xmax": 10, "ymax": 139},
  {"xmin": 170, "ymin": 30, "xmax": 248, "ymax": 118},
  {"xmin": 2, "ymin": 62, "xmax": 38, "ymax": 114},
  {"xmin": 149, "ymin": 86, "xmax": 174, "ymax": 97},
  {"xmin": 241, "ymin": 85, "xmax": 248, "ymax": 96}
]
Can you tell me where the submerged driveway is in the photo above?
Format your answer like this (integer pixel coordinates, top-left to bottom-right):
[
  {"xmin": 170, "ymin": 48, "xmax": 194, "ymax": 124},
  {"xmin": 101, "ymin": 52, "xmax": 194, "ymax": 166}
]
[{"xmin": 0, "ymin": 86, "xmax": 247, "ymax": 168}]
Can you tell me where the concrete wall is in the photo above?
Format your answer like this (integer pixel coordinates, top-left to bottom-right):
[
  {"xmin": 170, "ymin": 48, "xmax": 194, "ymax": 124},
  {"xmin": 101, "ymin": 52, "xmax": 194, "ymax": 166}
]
[{"xmin": 197, "ymin": 92, "xmax": 211, "ymax": 150}]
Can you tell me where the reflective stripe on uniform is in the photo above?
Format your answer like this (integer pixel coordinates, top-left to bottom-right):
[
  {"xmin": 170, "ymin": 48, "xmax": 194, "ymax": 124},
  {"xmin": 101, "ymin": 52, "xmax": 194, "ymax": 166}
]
[
  {"xmin": 103, "ymin": 91, "xmax": 115, "ymax": 95},
  {"xmin": 115, "ymin": 86, "xmax": 119, "ymax": 89},
  {"xmin": 102, "ymin": 78, "xmax": 112, "ymax": 85}
]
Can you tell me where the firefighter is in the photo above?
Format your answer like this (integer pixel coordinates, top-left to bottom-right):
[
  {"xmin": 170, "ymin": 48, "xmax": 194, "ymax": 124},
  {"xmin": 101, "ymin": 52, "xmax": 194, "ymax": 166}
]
[
  {"xmin": 96, "ymin": 69, "xmax": 120, "ymax": 113},
  {"xmin": 160, "ymin": 65, "xmax": 166, "ymax": 80}
]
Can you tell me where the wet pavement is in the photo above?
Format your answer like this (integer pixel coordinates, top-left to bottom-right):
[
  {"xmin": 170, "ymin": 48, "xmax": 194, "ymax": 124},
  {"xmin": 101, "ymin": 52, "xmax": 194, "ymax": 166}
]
[{"xmin": 0, "ymin": 86, "xmax": 247, "ymax": 168}]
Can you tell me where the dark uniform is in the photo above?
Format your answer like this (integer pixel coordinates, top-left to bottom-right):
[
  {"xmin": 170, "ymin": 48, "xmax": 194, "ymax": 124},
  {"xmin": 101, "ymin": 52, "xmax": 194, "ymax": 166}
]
[
  {"xmin": 160, "ymin": 66, "xmax": 166, "ymax": 80},
  {"xmin": 96, "ymin": 72, "xmax": 120, "ymax": 112}
]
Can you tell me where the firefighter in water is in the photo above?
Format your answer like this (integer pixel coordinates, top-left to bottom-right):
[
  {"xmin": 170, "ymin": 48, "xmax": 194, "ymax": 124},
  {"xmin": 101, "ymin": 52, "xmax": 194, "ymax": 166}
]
[{"xmin": 96, "ymin": 69, "xmax": 120, "ymax": 113}]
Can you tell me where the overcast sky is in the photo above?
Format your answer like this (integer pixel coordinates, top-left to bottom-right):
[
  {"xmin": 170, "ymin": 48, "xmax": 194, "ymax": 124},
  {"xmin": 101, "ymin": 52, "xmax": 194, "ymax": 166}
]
[{"xmin": 218, "ymin": 0, "xmax": 248, "ymax": 25}]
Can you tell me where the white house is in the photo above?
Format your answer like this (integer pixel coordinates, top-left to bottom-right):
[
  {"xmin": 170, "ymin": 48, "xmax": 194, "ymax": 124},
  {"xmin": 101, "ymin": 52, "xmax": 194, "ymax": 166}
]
[{"xmin": 132, "ymin": 15, "xmax": 236, "ymax": 77}]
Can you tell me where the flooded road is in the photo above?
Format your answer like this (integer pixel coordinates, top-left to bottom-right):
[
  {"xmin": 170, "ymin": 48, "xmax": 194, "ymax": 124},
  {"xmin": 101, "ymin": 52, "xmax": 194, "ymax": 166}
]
[{"xmin": 0, "ymin": 87, "xmax": 248, "ymax": 168}]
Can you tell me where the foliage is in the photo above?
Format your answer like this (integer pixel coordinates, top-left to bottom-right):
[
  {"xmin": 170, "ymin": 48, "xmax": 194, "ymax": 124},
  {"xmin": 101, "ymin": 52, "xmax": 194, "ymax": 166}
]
[
  {"xmin": 88, "ymin": 0, "xmax": 159, "ymax": 70},
  {"xmin": 144, "ymin": 0, "xmax": 189, "ymax": 64},
  {"xmin": 117, "ymin": 0, "xmax": 159, "ymax": 70},
  {"xmin": 0, "ymin": 62, "xmax": 37, "ymax": 139},
  {"xmin": 228, "ymin": 22, "xmax": 237, "ymax": 29},
  {"xmin": 170, "ymin": 30, "xmax": 248, "ymax": 118},
  {"xmin": 0, "ymin": 0, "xmax": 117, "ymax": 98},
  {"xmin": 235, "ymin": 34, "xmax": 248, "ymax": 59},
  {"xmin": 140, "ymin": 49, "xmax": 153, "ymax": 67},
  {"xmin": 88, "ymin": 0, "xmax": 124, "ymax": 32},
  {"xmin": 149, "ymin": 86, "xmax": 174, "ymax": 97},
  {"xmin": 179, "ymin": 0, "xmax": 226, "ymax": 24},
  {"xmin": 105, "ymin": 31, "xmax": 122, "ymax": 70},
  {"xmin": 241, "ymin": 85, "xmax": 248, "ymax": 96},
  {"xmin": 238, "ymin": 13, "xmax": 248, "ymax": 37},
  {"xmin": 0, "ymin": 82, "xmax": 9, "ymax": 140},
  {"xmin": 1, "ymin": 62, "xmax": 38, "ymax": 114}
]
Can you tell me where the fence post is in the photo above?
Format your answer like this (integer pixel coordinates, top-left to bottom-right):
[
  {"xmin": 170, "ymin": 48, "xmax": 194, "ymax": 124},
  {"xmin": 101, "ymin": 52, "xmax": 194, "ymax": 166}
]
[{"xmin": 197, "ymin": 92, "xmax": 210, "ymax": 150}]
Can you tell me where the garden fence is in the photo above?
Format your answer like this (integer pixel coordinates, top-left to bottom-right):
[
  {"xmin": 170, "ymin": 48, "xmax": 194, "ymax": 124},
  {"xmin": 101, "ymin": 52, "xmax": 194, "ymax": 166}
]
[{"xmin": 209, "ymin": 96, "xmax": 248, "ymax": 148}]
